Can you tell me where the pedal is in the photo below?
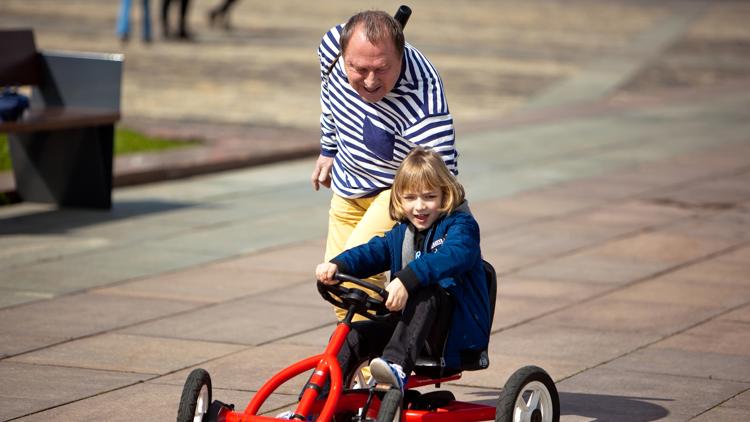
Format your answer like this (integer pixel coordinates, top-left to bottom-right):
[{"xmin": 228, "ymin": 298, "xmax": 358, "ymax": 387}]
[{"xmin": 373, "ymin": 383, "xmax": 396, "ymax": 392}]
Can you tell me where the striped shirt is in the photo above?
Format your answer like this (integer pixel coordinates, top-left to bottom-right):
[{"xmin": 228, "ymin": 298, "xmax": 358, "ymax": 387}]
[{"xmin": 318, "ymin": 25, "xmax": 457, "ymax": 199}]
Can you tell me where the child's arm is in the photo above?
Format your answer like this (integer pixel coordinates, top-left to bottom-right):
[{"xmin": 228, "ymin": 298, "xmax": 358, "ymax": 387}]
[
  {"xmin": 396, "ymin": 213, "xmax": 481, "ymax": 291},
  {"xmin": 329, "ymin": 229, "xmax": 394, "ymax": 280}
]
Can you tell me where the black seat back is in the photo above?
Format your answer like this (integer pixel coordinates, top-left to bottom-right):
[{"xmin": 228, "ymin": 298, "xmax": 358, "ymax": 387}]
[{"xmin": 413, "ymin": 259, "xmax": 497, "ymax": 377}]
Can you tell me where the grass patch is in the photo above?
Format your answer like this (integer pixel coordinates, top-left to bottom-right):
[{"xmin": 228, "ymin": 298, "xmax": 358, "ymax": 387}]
[
  {"xmin": 0, "ymin": 134, "xmax": 11, "ymax": 172},
  {"xmin": 0, "ymin": 128, "xmax": 199, "ymax": 172}
]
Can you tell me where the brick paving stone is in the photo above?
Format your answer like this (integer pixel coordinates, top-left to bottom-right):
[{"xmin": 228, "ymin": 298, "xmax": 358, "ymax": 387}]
[
  {"xmin": 655, "ymin": 318, "xmax": 750, "ymax": 357},
  {"xmin": 657, "ymin": 258, "xmax": 749, "ymax": 288},
  {"xmin": 158, "ymin": 343, "xmax": 322, "ymax": 395},
  {"xmin": 720, "ymin": 304, "xmax": 750, "ymax": 323},
  {"xmin": 716, "ymin": 245, "xmax": 750, "ymax": 265},
  {"xmin": 609, "ymin": 345, "xmax": 750, "ymax": 383},
  {"xmin": 723, "ymin": 390, "xmax": 750, "ymax": 411},
  {"xmin": 481, "ymin": 220, "xmax": 623, "ymax": 262},
  {"xmin": 660, "ymin": 208, "xmax": 750, "ymax": 243},
  {"xmin": 500, "ymin": 276, "xmax": 609, "ymax": 302},
  {"xmin": 0, "ymin": 361, "xmax": 145, "ymax": 421},
  {"xmin": 492, "ymin": 295, "xmax": 575, "ymax": 332},
  {"xmin": 606, "ymin": 274, "xmax": 750, "ymax": 308},
  {"xmin": 564, "ymin": 199, "xmax": 697, "ymax": 231},
  {"xmin": 481, "ymin": 252, "xmax": 544, "ymax": 275},
  {"xmin": 121, "ymin": 297, "xmax": 335, "ymax": 346},
  {"xmin": 94, "ymin": 265, "xmax": 309, "ymax": 304},
  {"xmin": 513, "ymin": 253, "xmax": 669, "ymax": 285},
  {"xmin": 275, "ymin": 324, "xmax": 334, "ymax": 349},
  {"xmin": 580, "ymin": 231, "xmax": 735, "ymax": 265},
  {"xmin": 211, "ymin": 238, "xmax": 325, "ymax": 275},
  {"xmin": 490, "ymin": 322, "xmax": 660, "ymax": 368},
  {"xmin": 492, "ymin": 277, "xmax": 611, "ymax": 330},
  {"xmin": 0, "ymin": 291, "xmax": 198, "ymax": 358},
  {"xmin": 19, "ymin": 381, "xmax": 296, "ymax": 421},
  {"xmin": 690, "ymin": 406, "xmax": 750, "ymax": 422},
  {"xmin": 558, "ymin": 366, "xmax": 748, "ymax": 421},
  {"xmin": 254, "ymin": 281, "xmax": 335, "ymax": 310},
  {"xmin": 535, "ymin": 296, "xmax": 720, "ymax": 336},
  {"xmin": 9, "ymin": 333, "xmax": 246, "ymax": 375}
]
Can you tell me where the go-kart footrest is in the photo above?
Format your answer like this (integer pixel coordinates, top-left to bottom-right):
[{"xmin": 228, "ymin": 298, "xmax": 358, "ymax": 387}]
[{"xmin": 207, "ymin": 400, "xmax": 234, "ymax": 422}]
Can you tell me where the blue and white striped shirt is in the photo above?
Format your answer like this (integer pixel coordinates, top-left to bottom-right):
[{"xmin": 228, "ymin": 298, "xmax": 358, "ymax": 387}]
[{"xmin": 318, "ymin": 25, "xmax": 457, "ymax": 199}]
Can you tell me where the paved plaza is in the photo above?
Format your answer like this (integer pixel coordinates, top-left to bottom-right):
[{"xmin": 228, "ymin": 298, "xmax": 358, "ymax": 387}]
[{"xmin": 1, "ymin": 0, "xmax": 750, "ymax": 421}]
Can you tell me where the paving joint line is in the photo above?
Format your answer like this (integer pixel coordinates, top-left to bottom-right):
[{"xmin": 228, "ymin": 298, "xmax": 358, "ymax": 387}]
[
  {"xmin": 490, "ymin": 238, "xmax": 750, "ymax": 339},
  {"xmin": 688, "ymin": 385, "xmax": 750, "ymax": 421},
  {"xmin": 0, "ymin": 278, "xmax": 316, "ymax": 361},
  {"xmin": 486, "ymin": 162, "xmax": 750, "ymax": 278},
  {"xmin": 554, "ymin": 297, "xmax": 750, "ymax": 389}
]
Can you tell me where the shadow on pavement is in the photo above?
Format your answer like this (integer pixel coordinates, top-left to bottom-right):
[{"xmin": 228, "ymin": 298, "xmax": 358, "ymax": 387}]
[
  {"xmin": 461, "ymin": 390, "xmax": 671, "ymax": 421},
  {"xmin": 0, "ymin": 199, "xmax": 199, "ymax": 235},
  {"xmin": 560, "ymin": 392, "xmax": 671, "ymax": 422}
]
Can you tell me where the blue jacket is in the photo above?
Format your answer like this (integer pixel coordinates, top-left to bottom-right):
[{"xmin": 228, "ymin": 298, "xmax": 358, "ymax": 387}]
[{"xmin": 331, "ymin": 204, "xmax": 490, "ymax": 370}]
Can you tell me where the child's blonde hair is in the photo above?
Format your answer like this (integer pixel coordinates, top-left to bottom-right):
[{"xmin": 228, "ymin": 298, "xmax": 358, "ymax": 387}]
[{"xmin": 389, "ymin": 147, "xmax": 465, "ymax": 221}]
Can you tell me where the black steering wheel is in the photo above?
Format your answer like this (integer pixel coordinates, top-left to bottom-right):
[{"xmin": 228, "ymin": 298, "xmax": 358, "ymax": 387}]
[{"xmin": 317, "ymin": 273, "xmax": 392, "ymax": 321}]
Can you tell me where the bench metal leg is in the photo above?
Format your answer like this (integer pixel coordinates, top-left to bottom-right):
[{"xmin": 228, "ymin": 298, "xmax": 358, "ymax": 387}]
[{"xmin": 8, "ymin": 125, "xmax": 114, "ymax": 209}]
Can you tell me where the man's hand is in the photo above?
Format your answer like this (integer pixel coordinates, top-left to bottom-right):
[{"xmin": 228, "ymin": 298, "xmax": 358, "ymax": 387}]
[
  {"xmin": 311, "ymin": 155, "xmax": 334, "ymax": 191},
  {"xmin": 385, "ymin": 278, "xmax": 409, "ymax": 312},
  {"xmin": 316, "ymin": 262, "xmax": 338, "ymax": 285}
]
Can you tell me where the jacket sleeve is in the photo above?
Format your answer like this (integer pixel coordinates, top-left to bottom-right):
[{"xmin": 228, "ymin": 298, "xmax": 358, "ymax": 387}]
[
  {"xmin": 330, "ymin": 230, "xmax": 394, "ymax": 280},
  {"xmin": 396, "ymin": 213, "xmax": 480, "ymax": 288}
]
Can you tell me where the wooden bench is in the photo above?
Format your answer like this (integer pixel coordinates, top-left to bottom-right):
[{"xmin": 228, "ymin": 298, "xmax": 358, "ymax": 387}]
[{"xmin": 0, "ymin": 29, "xmax": 122, "ymax": 209}]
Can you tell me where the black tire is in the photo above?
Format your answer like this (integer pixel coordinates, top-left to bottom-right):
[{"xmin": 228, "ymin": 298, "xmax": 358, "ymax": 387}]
[
  {"xmin": 496, "ymin": 365, "xmax": 559, "ymax": 422},
  {"xmin": 376, "ymin": 388, "xmax": 403, "ymax": 422},
  {"xmin": 177, "ymin": 368, "xmax": 212, "ymax": 422}
]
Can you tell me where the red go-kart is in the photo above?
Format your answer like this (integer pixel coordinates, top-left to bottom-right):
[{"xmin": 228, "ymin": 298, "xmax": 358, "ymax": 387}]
[{"xmin": 177, "ymin": 266, "xmax": 560, "ymax": 422}]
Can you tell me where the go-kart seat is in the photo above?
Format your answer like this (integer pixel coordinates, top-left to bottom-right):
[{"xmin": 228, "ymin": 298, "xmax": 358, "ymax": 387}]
[{"xmin": 412, "ymin": 260, "xmax": 497, "ymax": 379}]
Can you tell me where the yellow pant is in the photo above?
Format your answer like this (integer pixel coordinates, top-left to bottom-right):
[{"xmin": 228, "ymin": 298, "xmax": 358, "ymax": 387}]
[{"xmin": 325, "ymin": 189, "xmax": 395, "ymax": 322}]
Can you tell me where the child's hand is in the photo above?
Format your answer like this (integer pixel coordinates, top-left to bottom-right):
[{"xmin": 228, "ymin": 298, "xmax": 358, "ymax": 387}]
[
  {"xmin": 316, "ymin": 262, "xmax": 338, "ymax": 285},
  {"xmin": 385, "ymin": 278, "xmax": 409, "ymax": 311}
]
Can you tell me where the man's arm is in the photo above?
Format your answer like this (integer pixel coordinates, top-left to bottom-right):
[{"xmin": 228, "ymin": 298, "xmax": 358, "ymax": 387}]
[{"xmin": 312, "ymin": 27, "xmax": 343, "ymax": 191}]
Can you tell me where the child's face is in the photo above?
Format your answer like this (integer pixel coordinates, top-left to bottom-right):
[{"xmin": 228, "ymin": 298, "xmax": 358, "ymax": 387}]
[{"xmin": 401, "ymin": 188, "xmax": 443, "ymax": 231}]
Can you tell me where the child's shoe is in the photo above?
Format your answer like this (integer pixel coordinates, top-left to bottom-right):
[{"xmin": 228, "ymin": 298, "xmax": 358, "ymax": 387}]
[{"xmin": 370, "ymin": 357, "xmax": 407, "ymax": 393}]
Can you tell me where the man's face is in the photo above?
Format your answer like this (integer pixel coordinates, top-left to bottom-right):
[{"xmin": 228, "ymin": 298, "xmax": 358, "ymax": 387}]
[{"xmin": 343, "ymin": 26, "xmax": 402, "ymax": 103}]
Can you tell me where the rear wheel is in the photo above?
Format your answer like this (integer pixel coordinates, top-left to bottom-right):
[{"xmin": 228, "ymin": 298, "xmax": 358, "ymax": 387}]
[
  {"xmin": 347, "ymin": 359, "xmax": 372, "ymax": 389},
  {"xmin": 496, "ymin": 366, "xmax": 559, "ymax": 422},
  {"xmin": 177, "ymin": 368, "xmax": 212, "ymax": 422}
]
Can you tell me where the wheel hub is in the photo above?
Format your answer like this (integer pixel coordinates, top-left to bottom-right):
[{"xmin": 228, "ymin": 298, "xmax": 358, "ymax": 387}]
[{"xmin": 531, "ymin": 408, "xmax": 542, "ymax": 422}]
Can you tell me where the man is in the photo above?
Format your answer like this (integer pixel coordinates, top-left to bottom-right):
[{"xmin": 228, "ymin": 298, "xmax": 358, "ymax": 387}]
[{"xmin": 312, "ymin": 10, "xmax": 457, "ymax": 321}]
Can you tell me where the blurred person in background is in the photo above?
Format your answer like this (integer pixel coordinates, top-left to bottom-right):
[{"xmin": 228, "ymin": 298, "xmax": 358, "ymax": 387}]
[
  {"xmin": 116, "ymin": 0, "xmax": 152, "ymax": 44},
  {"xmin": 208, "ymin": 0, "xmax": 239, "ymax": 31},
  {"xmin": 161, "ymin": 0, "xmax": 192, "ymax": 40}
]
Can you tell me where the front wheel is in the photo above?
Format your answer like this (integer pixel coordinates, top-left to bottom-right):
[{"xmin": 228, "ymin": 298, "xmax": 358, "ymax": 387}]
[
  {"xmin": 177, "ymin": 368, "xmax": 212, "ymax": 422},
  {"xmin": 376, "ymin": 387, "xmax": 403, "ymax": 422},
  {"xmin": 496, "ymin": 365, "xmax": 559, "ymax": 422}
]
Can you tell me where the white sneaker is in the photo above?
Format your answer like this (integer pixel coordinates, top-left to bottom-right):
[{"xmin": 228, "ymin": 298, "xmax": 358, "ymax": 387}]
[
  {"xmin": 275, "ymin": 410, "xmax": 294, "ymax": 419},
  {"xmin": 370, "ymin": 357, "xmax": 407, "ymax": 393}
]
